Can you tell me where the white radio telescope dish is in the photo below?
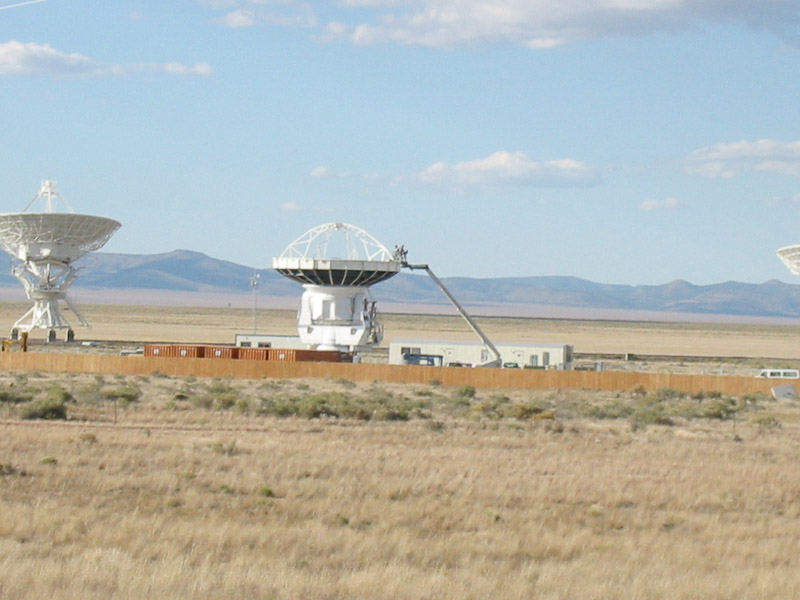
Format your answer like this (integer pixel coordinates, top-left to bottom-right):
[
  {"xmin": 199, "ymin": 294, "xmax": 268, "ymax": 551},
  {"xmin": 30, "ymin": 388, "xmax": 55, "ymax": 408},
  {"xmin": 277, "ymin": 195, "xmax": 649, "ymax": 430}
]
[
  {"xmin": 0, "ymin": 180, "xmax": 120, "ymax": 340},
  {"xmin": 273, "ymin": 222, "xmax": 401, "ymax": 352},
  {"xmin": 778, "ymin": 245, "xmax": 800, "ymax": 276},
  {"xmin": 274, "ymin": 221, "xmax": 400, "ymax": 287}
]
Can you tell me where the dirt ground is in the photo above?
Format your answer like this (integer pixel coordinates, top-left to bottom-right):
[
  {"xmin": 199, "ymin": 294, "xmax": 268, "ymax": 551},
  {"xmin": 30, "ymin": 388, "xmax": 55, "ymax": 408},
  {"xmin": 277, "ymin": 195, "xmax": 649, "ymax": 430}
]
[{"xmin": 2, "ymin": 301, "xmax": 799, "ymax": 377}]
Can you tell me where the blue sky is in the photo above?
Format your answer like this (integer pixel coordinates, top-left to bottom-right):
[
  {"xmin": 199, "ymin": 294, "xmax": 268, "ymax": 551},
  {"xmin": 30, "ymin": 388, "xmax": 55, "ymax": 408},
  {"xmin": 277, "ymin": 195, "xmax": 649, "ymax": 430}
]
[{"xmin": 2, "ymin": 1, "xmax": 800, "ymax": 285}]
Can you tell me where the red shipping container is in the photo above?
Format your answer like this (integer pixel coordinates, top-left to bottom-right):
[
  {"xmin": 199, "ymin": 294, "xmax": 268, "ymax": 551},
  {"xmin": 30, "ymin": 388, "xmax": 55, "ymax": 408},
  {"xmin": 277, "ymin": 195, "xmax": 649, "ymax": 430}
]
[
  {"xmin": 268, "ymin": 348, "xmax": 295, "ymax": 361},
  {"xmin": 144, "ymin": 344, "xmax": 175, "ymax": 357},
  {"xmin": 238, "ymin": 347, "xmax": 271, "ymax": 361},
  {"xmin": 267, "ymin": 348, "xmax": 342, "ymax": 363},
  {"xmin": 174, "ymin": 345, "xmax": 204, "ymax": 358},
  {"xmin": 145, "ymin": 344, "xmax": 204, "ymax": 358},
  {"xmin": 204, "ymin": 346, "xmax": 239, "ymax": 359}
]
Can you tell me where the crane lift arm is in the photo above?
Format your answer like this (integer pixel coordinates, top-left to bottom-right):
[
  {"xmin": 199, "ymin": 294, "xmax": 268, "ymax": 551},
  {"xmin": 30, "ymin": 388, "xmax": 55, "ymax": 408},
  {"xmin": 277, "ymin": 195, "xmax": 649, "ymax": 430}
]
[{"xmin": 402, "ymin": 261, "xmax": 502, "ymax": 367}]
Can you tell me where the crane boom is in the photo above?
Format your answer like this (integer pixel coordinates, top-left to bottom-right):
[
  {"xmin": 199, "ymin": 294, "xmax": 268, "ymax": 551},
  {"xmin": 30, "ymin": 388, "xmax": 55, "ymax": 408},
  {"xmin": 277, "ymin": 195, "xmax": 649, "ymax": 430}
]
[{"xmin": 403, "ymin": 262, "xmax": 502, "ymax": 367}]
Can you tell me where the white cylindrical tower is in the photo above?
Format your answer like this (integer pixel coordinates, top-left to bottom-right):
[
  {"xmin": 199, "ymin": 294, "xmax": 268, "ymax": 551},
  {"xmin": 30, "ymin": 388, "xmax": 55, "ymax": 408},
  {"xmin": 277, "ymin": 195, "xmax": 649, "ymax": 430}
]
[{"xmin": 273, "ymin": 222, "xmax": 400, "ymax": 352}]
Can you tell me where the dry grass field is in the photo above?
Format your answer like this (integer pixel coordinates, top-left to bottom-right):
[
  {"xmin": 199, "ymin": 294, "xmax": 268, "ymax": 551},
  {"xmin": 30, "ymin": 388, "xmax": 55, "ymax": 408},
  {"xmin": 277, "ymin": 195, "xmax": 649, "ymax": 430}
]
[
  {"xmin": 2, "ymin": 369, "xmax": 800, "ymax": 599},
  {"xmin": 3, "ymin": 302, "xmax": 800, "ymax": 598},
  {"xmin": 0, "ymin": 373, "xmax": 800, "ymax": 600}
]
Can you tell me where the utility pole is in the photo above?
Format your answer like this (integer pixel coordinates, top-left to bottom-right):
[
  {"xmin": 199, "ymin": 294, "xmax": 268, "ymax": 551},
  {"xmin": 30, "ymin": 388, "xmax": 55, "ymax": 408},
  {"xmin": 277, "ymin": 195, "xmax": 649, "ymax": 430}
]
[{"xmin": 250, "ymin": 273, "xmax": 260, "ymax": 333}]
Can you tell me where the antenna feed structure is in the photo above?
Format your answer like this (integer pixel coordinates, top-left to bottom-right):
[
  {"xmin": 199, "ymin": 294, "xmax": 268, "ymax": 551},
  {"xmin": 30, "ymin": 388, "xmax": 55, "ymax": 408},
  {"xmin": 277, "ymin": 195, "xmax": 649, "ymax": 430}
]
[
  {"xmin": 273, "ymin": 222, "xmax": 401, "ymax": 353},
  {"xmin": 0, "ymin": 180, "xmax": 120, "ymax": 342}
]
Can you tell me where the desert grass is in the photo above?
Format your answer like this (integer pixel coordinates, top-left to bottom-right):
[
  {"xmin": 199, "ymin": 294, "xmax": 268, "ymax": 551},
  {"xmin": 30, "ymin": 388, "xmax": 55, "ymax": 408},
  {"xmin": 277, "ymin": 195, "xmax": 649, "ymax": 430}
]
[{"xmin": 2, "ymin": 372, "xmax": 800, "ymax": 598}]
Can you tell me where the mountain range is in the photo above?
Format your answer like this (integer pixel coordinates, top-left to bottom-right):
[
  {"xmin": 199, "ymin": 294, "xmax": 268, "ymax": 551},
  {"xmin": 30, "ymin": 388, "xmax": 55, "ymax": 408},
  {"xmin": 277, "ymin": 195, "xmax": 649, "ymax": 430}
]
[{"xmin": 1, "ymin": 249, "xmax": 799, "ymax": 321}]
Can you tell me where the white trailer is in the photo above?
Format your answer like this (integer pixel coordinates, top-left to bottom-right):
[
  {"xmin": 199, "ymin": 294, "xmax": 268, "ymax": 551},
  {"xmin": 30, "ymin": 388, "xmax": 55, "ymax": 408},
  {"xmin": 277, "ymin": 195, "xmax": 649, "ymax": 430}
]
[
  {"xmin": 389, "ymin": 339, "xmax": 573, "ymax": 370},
  {"xmin": 235, "ymin": 334, "xmax": 309, "ymax": 349}
]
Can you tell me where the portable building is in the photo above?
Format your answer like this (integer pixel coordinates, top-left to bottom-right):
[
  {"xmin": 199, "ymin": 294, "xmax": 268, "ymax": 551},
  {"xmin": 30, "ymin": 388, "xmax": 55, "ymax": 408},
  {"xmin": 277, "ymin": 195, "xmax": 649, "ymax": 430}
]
[
  {"xmin": 234, "ymin": 334, "xmax": 309, "ymax": 349},
  {"xmin": 388, "ymin": 339, "xmax": 573, "ymax": 370}
]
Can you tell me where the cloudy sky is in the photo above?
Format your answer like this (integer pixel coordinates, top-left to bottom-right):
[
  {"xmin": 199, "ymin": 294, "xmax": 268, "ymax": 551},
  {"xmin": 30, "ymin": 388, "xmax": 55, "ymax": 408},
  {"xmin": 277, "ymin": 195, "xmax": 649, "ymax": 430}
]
[{"xmin": 2, "ymin": 1, "xmax": 800, "ymax": 285}]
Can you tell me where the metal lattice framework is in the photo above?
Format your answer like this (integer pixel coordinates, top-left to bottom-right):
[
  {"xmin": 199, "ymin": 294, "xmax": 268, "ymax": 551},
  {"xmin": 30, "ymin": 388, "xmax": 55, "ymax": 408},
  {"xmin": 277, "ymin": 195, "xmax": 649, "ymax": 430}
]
[
  {"xmin": 777, "ymin": 245, "xmax": 800, "ymax": 276},
  {"xmin": 0, "ymin": 213, "xmax": 120, "ymax": 261},
  {"xmin": 273, "ymin": 222, "xmax": 401, "ymax": 287},
  {"xmin": 278, "ymin": 222, "xmax": 394, "ymax": 261},
  {"xmin": 0, "ymin": 180, "xmax": 121, "ymax": 335}
]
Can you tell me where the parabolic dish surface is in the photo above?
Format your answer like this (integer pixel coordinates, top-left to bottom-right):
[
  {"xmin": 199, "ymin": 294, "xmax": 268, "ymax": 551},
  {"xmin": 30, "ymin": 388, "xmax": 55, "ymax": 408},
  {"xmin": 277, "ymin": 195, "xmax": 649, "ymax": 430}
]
[
  {"xmin": 0, "ymin": 213, "xmax": 121, "ymax": 260},
  {"xmin": 273, "ymin": 256, "xmax": 401, "ymax": 287},
  {"xmin": 777, "ymin": 245, "xmax": 800, "ymax": 276}
]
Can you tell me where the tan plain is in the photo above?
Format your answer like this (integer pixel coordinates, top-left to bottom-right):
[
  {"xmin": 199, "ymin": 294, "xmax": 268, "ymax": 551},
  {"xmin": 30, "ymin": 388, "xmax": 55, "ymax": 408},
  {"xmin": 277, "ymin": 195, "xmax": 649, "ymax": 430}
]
[{"xmin": 2, "ymin": 301, "xmax": 800, "ymax": 359}]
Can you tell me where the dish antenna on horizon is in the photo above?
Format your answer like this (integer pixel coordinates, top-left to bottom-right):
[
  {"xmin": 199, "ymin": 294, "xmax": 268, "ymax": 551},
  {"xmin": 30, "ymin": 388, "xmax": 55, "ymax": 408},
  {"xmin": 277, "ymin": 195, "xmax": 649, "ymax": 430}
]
[
  {"xmin": 272, "ymin": 222, "xmax": 401, "ymax": 352},
  {"xmin": 0, "ymin": 180, "xmax": 120, "ymax": 342},
  {"xmin": 778, "ymin": 245, "xmax": 800, "ymax": 277}
]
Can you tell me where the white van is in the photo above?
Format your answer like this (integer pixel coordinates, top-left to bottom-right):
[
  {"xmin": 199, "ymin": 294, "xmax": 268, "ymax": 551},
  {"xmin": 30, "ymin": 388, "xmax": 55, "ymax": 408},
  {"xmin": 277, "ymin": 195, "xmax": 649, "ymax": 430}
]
[{"xmin": 757, "ymin": 369, "xmax": 800, "ymax": 379}]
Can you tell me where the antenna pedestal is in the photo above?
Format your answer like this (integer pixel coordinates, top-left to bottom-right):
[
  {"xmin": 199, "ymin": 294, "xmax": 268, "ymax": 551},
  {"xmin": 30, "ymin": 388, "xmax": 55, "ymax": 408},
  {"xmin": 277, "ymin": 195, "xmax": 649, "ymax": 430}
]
[
  {"xmin": 11, "ymin": 257, "xmax": 88, "ymax": 335},
  {"xmin": 297, "ymin": 285, "xmax": 382, "ymax": 351},
  {"xmin": 12, "ymin": 291, "xmax": 86, "ymax": 335}
]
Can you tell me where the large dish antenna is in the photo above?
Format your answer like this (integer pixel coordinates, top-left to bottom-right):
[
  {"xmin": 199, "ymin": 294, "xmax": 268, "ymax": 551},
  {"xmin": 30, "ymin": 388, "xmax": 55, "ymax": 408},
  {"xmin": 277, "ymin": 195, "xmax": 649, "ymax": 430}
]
[
  {"xmin": 273, "ymin": 222, "xmax": 401, "ymax": 352},
  {"xmin": 778, "ymin": 245, "xmax": 800, "ymax": 276},
  {"xmin": 0, "ymin": 180, "xmax": 120, "ymax": 340},
  {"xmin": 274, "ymin": 221, "xmax": 400, "ymax": 286}
]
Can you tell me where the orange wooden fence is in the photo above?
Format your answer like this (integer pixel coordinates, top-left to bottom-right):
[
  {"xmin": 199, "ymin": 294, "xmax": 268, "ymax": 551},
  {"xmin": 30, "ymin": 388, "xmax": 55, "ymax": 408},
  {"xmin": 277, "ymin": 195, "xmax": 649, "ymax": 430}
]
[{"xmin": 0, "ymin": 351, "xmax": 782, "ymax": 396}]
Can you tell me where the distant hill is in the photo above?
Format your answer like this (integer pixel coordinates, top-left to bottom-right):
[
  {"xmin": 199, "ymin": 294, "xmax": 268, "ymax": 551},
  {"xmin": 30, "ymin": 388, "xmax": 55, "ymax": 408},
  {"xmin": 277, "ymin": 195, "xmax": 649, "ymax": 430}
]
[
  {"xmin": 378, "ymin": 275, "xmax": 800, "ymax": 318},
  {"xmin": 1, "ymin": 249, "xmax": 799, "ymax": 319},
  {"xmin": 76, "ymin": 250, "xmax": 288, "ymax": 293}
]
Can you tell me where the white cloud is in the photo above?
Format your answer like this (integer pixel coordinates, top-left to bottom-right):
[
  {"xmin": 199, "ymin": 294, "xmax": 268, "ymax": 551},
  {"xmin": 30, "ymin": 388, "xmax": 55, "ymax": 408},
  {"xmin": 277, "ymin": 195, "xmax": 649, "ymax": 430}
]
[
  {"xmin": 640, "ymin": 197, "xmax": 680, "ymax": 211},
  {"xmin": 306, "ymin": 0, "xmax": 800, "ymax": 48},
  {"xmin": 217, "ymin": 1, "xmax": 316, "ymax": 29},
  {"xmin": 686, "ymin": 139, "xmax": 800, "ymax": 178},
  {"xmin": 281, "ymin": 201, "xmax": 304, "ymax": 211},
  {"xmin": 0, "ymin": 40, "xmax": 100, "ymax": 76},
  {"xmin": 0, "ymin": 41, "xmax": 213, "ymax": 77},
  {"xmin": 418, "ymin": 151, "xmax": 597, "ymax": 187},
  {"xmin": 319, "ymin": 21, "xmax": 350, "ymax": 41},
  {"xmin": 221, "ymin": 9, "xmax": 257, "ymax": 28},
  {"xmin": 310, "ymin": 166, "xmax": 334, "ymax": 178},
  {"xmin": 163, "ymin": 62, "xmax": 214, "ymax": 76}
]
